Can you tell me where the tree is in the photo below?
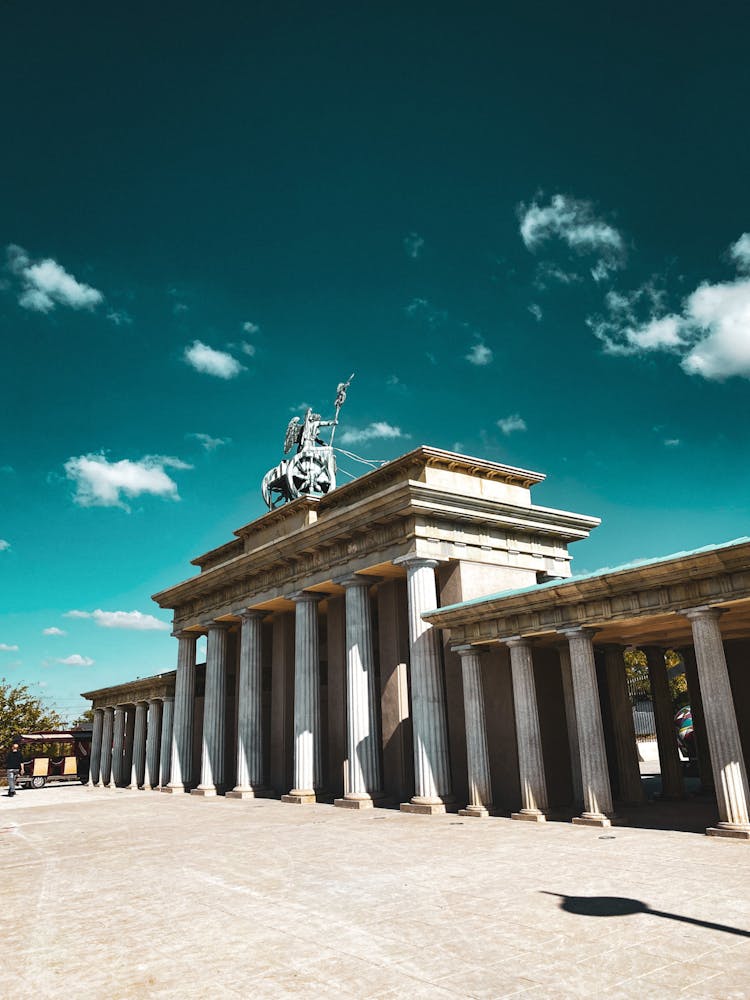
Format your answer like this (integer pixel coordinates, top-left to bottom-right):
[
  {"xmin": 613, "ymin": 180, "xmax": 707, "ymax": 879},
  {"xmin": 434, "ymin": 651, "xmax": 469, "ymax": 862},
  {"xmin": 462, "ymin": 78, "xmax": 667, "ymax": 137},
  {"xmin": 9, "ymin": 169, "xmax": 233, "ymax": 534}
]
[
  {"xmin": 623, "ymin": 648, "xmax": 687, "ymax": 703},
  {"xmin": 71, "ymin": 707, "xmax": 94, "ymax": 727},
  {"xmin": 0, "ymin": 678, "xmax": 64, "ymax": 753}
]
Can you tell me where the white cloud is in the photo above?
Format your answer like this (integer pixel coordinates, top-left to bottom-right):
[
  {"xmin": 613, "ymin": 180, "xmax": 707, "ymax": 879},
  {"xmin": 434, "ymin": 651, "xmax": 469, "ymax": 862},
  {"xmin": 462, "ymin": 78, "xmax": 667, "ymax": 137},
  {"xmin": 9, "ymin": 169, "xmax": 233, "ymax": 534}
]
[
  {"xmin": 497, "ymin": 414, "xmax": 527, "ymax": 435},
  {"xmin": 534, "ymin": 261, "xmax": 582, "ymax": 288},
  {"xmin": 240, "ymin": 341, "xmax": 256, "ymax": 356},
  {"xmin": 664, "ymin": 439, "xmax": 681, "ymax": 447},
  {"xmin": 528, "ymin": 304, "xmax": 543, "ymax": 322},
  {"xmin": 403, "ymin": 232, "xmax": 425, "ymax": 259},
  {"xmin": 57, "ymin": 654, "xmax": 95, "ymax": 666},
  {"xmin": 107, "ymin": 309, "xmax": 132, "ymax": 326},
  {"xmin": 0, "ymin": 643, "xmax": 19, "ymax": 652},
  {"xmin": 42, "ymin": 627, "xmax": 67, "ymax": 636},
  {"xmin": 405, "ymin": 297, "xmax": 446, "ymax": 327},
  {"xmin": 465, "ymin": 340, "xmax": 493, "ymax": 366},
  {"xmin": 188, "ymin": 432, "xmax": 229, "ymax": 452},
  {"xmin": 183, "ymin": 340, "xmax": 245, "ymax": 378},
  {"xmin": 730, "ymin": 233, "xmax": 750, "ymax": 272},
  {"xmin": 0, "ymin": 539, "xmax": 9, "ymax": 552},
  {"xmin": 339, "ymin": 422, "xmax": 407, "ymax": 445},
  {"xmin": 64, "ymin": 453, "xmax": 191, "ymax": 510},
  {"xmin": 519, "ymin": 194, "xmax": 625, "ymax": 278},
  {"xmin": 6, "ymin": 244, "xmax": 103, "ymax": 313},
  {"xmin": 64, "ymin": 609, "xmax": 170, "ymax": 631},
  {"xmin": 242, "ymin": 321, "xmax": 260, "ymax": 334}
]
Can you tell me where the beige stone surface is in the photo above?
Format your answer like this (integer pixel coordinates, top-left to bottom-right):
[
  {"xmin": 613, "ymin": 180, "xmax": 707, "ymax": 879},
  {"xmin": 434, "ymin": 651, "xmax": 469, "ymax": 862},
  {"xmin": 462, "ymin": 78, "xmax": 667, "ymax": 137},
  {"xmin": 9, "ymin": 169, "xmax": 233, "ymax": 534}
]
[{"xmin": 3, "ymin": 786, "xmax": 750, "ymax": 1000}]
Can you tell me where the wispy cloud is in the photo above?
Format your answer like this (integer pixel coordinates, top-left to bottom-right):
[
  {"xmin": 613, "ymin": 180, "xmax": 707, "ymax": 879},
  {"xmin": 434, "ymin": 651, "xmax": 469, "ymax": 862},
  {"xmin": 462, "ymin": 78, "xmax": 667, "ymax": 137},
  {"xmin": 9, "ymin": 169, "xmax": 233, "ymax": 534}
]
[
  {"xmin": 64, "ymin": 453, "xmax": 191, "ymax": 510},
  {"xmin": 528, "ymin": 303, "xmax": 543, "ymax": 322},
  {"xmin": 0, "ymin": 642, "xmax": 19, "ymax": 652},
  {"xmin": 242, "ymin": 320, "xmax": 260, "ymax": 334},
  {"xmin": 57, "ymin": 654, "xmax": 95, "ymax": 666},
  {"xmin": 187, "ymin": 432, "xmax": 230, "ymax": 452},
  {"xmin": 0, "ymin": 539, "xmax": 9, "ymax": 552},
  {"xmin": 386, "ymin": 375, "xmax": 408, "ymax": 394},
  {"xmin": 64, "ymin": 609, "xmax": 171, "ymax": 631},
  {"xmin": 497, "ymin": 414, "xmax": 527, "ymax": 435},
  {"xmin": 405, "ymin": 297, "xmax": 447, "ymax": 327},
  {"xmin": 106, "ymin": 309, "xmax": 132, "ymax": 326},
  {"xmin": 730, "ymin": 233, "xmax": 750, "ymax": 272},
  {"xmin": 403, "ymin": 232, "xmax": 425, "ymax": 259},
  {"xmin": 664, "ymin": 438, "xmax": 681, "ymax": 447},
  {"xmin": 339, "ymin": 422, "xmax": 407, "ymax": 445},
  {"xmin": 588, "ymin": 237, "xmax": 750, "ymax": 380},
  {"xmin": 6, "ymin": 244, "xmax": 104, "ymax": 313},
  {"xmin": 183, "ymin": 340, "xmax": 245, "ymax": 378},
  {"xmin": 519, "ymin": 194, "xmax": 625, "ymax": 279},
  {"xmin": 42, "ymin": 627, "xmax": 67, "ymax": 636},
  {"xmin": 465, "ymin": 340, "xmax": 493, "ymax": 366}
]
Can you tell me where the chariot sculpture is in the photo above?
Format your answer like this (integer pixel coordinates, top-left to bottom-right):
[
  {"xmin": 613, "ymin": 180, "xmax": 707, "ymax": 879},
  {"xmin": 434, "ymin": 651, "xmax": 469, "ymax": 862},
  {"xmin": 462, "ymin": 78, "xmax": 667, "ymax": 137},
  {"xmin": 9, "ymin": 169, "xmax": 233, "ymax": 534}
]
[{"xmin": 261, "ymin": 375, "xmax": 354, "ymax": 509}]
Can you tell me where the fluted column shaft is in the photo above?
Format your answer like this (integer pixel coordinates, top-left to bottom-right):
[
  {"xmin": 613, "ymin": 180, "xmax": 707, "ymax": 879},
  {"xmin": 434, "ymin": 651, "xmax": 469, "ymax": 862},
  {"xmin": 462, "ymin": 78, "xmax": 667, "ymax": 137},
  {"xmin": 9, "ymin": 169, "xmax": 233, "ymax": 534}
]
[
  {"xmin": 644, "ymin": 646, "xmax": 684, "ymax": 799},
  {"xmin": 603, "ymin": 645, "xmax": 644, "ymax": 804},
  {"xmin": 194, "ymin": 624, "xmax": 229, "ymax": 795},
  {"xmin": 145, "ymin": 699, "xmax": 162, "ymax": 789},
  {"xmin": 558, "ymin": 644, "xmax": 583, "ymax": 806},
  {"xmin": 564, "ymin": 629, "xmax": 613, "ymax": 824},
  {"xmin": 283, "ymin": 594, "xmax": 322, "ymax": 803},
  {"xmin": 129, "ymin": 701, "xmax": 148, "ymax": 789},
  {"xmin": 230, "ymin": 611, "xmax": 266, "ymax": 796},
  {"xmin": 397, "ymin": 557, "xmax": 451, "ymax": 812},
  {"xmin": 159, "ymin": 697, "xmax": 174, "ymax": 788},
  {"xmin": 336, "ymin": 578, "xmax": 382, "ymax": 807},
  {"xmin": 100, "ymin": 708, "xmax": 114, "ymax": 786},
  {"xmin": 507, "ymin": 639, "xmax": 548, "ymax": 820},
  {"xmin": 455, "ymin": 646, "xmax": 492, "ymax": 817},
  {"xmin": 685, "ymin": 608, "xmax": 750, "ymax": 838},
  {"xmin": 111, "ymin": 707, "xmax": 126, "ymax": 788},
  {"xmin": 89, "ymin": 708, "xmax": 104, "ymax": 786},
  {"xmin": 166, "ymin": 633, "xmax": 197, "ymax": 793},
  {"xmin": 680, "ymin": 645, "xmax": 714, "ymax": 792}
]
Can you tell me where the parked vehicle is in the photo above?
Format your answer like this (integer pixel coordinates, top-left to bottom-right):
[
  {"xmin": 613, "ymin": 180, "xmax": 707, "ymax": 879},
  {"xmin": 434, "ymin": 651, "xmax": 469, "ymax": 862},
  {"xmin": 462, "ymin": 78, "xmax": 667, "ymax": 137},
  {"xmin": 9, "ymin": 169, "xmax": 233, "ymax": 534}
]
[{"xmin": 14, "ymin": 728, "xmax": 92, "ymax": 788}]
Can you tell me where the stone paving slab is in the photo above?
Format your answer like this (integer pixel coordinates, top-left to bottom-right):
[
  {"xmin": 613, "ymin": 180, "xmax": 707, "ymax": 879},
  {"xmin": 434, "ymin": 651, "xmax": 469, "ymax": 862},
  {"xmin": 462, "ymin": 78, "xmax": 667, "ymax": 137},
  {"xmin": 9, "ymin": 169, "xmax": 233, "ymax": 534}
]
[{"xmin": 1, "ymin": 785, "xmax": 749, "ymax": 999}]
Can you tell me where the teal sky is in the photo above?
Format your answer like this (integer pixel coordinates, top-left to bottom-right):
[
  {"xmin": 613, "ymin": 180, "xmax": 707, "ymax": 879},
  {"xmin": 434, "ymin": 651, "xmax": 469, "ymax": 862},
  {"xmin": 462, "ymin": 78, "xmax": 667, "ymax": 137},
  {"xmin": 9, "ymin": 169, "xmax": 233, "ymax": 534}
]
[{"xmin": 1, "ymin": 3, "xmax": 748, "ymax": 721}]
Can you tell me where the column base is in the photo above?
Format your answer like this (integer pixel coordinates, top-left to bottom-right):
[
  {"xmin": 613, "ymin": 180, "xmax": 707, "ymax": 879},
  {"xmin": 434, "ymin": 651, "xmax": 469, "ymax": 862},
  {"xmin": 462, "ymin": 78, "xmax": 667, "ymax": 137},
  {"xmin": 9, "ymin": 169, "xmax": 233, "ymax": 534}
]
[
  {"xmin": 400, "ymin": 798, "xmax": 447, "ymax": 815},
  {"xmin": 511, "ymin": 809, "xmax": 546, "ymax": 823},
  {"xmin": 226, "ymin": 787, "xmax": 275, "ymax": 800},
  {"xmin": 572, "ymin": 812, "xmax": 612, "ymax": 828},
  {"xmin": 459, "ymin": 805, "xmax": 490, "ymax": 818},
  {"xmin": 707, "ymin": 823, "xmax": 750, "ymax": 841},
  {"xmin": 190, "ymin": 785, "xmax": 219, "ymax": 797},
  {"xmin": 281, "ymin": 790, "xmax": 316, "ymax": 804},
  {"xmin": 161, "ymin": 784, "xmax": 185, "ymax": 794},
  {"xmin": 334, "ymin": 795, "xmax": 375, "ymax": 810}
]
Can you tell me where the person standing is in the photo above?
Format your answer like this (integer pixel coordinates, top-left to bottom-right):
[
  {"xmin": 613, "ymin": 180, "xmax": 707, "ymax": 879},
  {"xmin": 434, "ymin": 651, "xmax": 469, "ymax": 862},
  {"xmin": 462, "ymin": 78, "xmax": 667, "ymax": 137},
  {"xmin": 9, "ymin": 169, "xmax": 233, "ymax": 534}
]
[{"xmin": 6, "ymin": 742, "xmax": 22, "ymax": 797}]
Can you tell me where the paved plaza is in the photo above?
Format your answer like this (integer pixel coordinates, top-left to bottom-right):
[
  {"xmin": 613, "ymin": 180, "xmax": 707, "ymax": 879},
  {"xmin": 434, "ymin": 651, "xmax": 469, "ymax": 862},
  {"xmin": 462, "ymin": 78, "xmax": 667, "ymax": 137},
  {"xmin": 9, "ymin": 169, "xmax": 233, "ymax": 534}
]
[{"xmin": 2, "ymin": 786, "xmax": 749, "ymax": 1000}]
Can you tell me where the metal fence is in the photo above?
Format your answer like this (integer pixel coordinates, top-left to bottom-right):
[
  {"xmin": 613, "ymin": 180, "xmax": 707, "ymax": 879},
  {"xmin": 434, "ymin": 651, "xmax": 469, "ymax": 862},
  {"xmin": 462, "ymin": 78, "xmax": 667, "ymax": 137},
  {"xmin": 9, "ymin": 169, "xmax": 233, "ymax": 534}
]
[{"xmin": 626, "ymin": 673, "xmax": 657, "ymax": 739}]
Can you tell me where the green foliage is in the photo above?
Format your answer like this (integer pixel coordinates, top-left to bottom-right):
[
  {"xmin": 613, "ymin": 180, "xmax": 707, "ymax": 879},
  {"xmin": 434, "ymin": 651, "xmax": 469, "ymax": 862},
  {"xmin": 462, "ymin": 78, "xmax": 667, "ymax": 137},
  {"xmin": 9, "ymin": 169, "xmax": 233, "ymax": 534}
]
[
  {"xmin": 72, "ymin": 707, "xmax": 94, "ymax": 727},
  {"xmin": 0, "ymin": 678, "xmax": 64, "ymax": 754},
  {"xmin": 623, "ymin": 649, "xmax": 687, "ymax": 704}
]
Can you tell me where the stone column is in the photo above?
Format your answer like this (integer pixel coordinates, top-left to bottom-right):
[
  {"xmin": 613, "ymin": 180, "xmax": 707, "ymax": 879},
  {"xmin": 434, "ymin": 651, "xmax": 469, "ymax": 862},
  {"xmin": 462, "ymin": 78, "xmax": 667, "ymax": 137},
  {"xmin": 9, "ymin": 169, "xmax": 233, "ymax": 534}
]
[
  {"xmin": 110, "ymin": 707, "xmax": 126, "ymax": 788},
  {"xmin": 129, "ymin": 701, "xmax": 148, "ymax": 789},
  {"xmin": 192, "ymin": 623, "xmax": 229, "ymax": 796},
  {"xmin": 164, "ymin": 632, "xmax": 197, "ymax": 793},
  {"xmin": 335, "ymin": 576, "xmax": 383, "ymax": 809},
  {"xmin": 644, "ymin": 646, "xmax": 684, "ymax": 799},
  {"xmin": 283, "ymin": 593, "xmax": 322, "ymax": 804},
  {"xmin": 228, "ymin": 610, "xmax": 269, "ymax": 799},
  {"xmin": 563, "ymin": 628, "xmax": 613, "ymax": 826},
  {"xmin": 144, "ymin": 698, "xmax": 163, "ymax": 790},
  {"xmin": 603, "ymin": 645, "xmax": 644, "ymax": 805},
  {"xmin": 558, "ymin": 644, "xmax": 583, "ymax": 807},
  {"xmin": 680, "ymin": 645, "xmax": 714, "ymax": 793},
  {"xmin": 506, "ymin": 638, "xmax": 548, "ymax": 821},
  {"xmin": 454, "ymin": 645, "xmax": 492, "ymax": 817},
  {"xmin": 123, "ymin": 707, "xmax": 135, "ymax": 784},
  {"xmin": 396, "ymin": 556, "xmax": 452, "ymax": 815},
  {"xmin": 100, "ymin": 707, "xmax": 114, "ymax": 786},
  {"xmin": 159, "ymin": 696, "xmax": 174, "ymax": 788},
  {"xmin": 685, "ymin": 608, "xmax": 750, "ymax": 839},
  {"xmin": 88, "ymin": 708, "xmax": 104, "ymax": 786}
]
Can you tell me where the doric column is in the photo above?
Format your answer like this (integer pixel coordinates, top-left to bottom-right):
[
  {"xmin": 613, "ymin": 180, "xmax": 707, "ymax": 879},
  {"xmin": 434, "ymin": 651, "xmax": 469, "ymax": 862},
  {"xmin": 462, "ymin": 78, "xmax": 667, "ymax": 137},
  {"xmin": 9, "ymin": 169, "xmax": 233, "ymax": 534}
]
[
  {"xmin": 684, "ymin": 608, "xmax": 750, "ymax": 839},
  {"xmin": 228, "ymin": 610, "xmax": 268, "ymax": 799},
  {"xmin": 282, "ymin": 593, "xmax": 322, "ymax": 804},
  {"xmin": 110, "ymin": 707, "xmax": 126, "ymax": 788},
  {"xmin": 563, "ymin": 629, "xmax": 613, "ymax": 825},
  {"xmin": 506, "ymin": 638, "xmax": 548, "ymax": 821},
  {"xmin": 644, "ymin": 646, "xmax": 684, "ymax": 799},
  {"xmin": 558, "ymin": 644, "xmax": 583, "ymax": 807},
  {"xmin": 159, "ymin": 697, "xmax": 174, "ymax": 788},
  {"xmin": 192, "ymin": 623, "xmax": 229, "ymax": 796},
  {"xmin": 454, "ymin": 645, "xmax": 492, "ymax": 817},
  {"xmin": 603, "ymin": 645, "xmax": 644, "ymax": 805},
  {"xmin": 88, "ymin": 708, "xmax": 104, "ymax": 786},
  {"xmin": 144, "ymin": 698, "xmax": 163, "ymax": 790},
  {"xmin": 100, "ymin": 707, "xmax": 114, "ymax": 786},
  {"xmin": 679, "ymin": 645, "xmax": 714, "ymax": 793},
  {"xmin": 396, "ymin": 556, "xmax": 452, "ymax": 815},
  {"xmin": 164, "ymin": 632, "xmax": 197, "ymax": 794},
  {"xmin": 335, "ymin": 576, "xmax": 383, "ymax": 809},
  {"xmin": 129, "ymin": 701, "xmax": 148, "ymax": 789}
]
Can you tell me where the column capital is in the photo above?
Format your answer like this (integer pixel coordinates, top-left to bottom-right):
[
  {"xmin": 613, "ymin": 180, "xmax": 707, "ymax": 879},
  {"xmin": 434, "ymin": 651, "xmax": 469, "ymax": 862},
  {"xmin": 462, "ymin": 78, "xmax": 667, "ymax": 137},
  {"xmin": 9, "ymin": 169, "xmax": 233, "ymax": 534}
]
[
  {"xmin": 135, "ymin": 699, "xmax": 149, "ymax": 709},
  {"xmin": 287, "ymin": 589, "xmax": 324, "ymax": 603},
  {"xmin": 504, "ymin": 635, "xmax": 534, "ymax": 649},
  {"xmin": 684, "ymin": 605, "xmax": 724, "ymax": 622},
  {"xmin": 236, "ymin": 608, "xmax": 267, "ymax": 621},
  {"xmin": 452, "ymin": 643, "xmax": 485, "ymax": 657},
  {"xmin": 559, "ymin": 626, "xmax": 598, "ymax": 640},
  {"xmin": 161, "ymin": 694, "xmax": 174, "ymax": 703},
  {"xmin": 393, "ymin": 554, "xmax": 443, "ymax": 570},
  {"xmin": 335, "ymin": 573, "xmax": 381, "ymax": 589},
  {"xmin": 206, "ymin": 620, "xmax": 232, "ymax": 631}
]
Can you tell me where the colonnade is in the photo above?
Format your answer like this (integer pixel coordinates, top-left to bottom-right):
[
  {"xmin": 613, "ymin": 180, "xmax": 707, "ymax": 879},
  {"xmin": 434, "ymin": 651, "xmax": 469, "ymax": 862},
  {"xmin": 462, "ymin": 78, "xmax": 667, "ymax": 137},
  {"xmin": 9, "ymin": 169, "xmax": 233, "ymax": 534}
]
[{"xmin": 88, "ymin": 695, "xmax": 174, "ymax": 791}]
